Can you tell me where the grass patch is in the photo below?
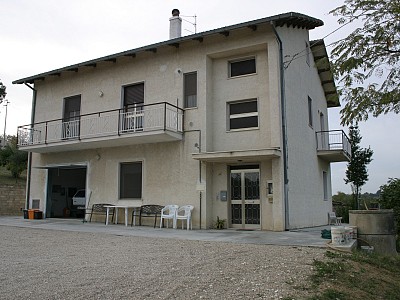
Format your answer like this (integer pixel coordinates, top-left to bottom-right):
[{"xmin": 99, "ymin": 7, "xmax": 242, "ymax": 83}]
[
  {"xmin": 0, "ymin": 166, "xmax": 26, "ymax": 185},
  {"xmin": 301, "ymin": 250, "xmax": 400, "ymax": 300}
]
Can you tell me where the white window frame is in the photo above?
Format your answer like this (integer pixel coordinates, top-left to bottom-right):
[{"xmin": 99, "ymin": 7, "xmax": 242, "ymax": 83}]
[
  {"xmin": 228, "ymin": 99, "xmax": 259, "ymax": 131},
  {"xmin": 229, "ymin": 57, "xmax": 256, "ymax": 78}
]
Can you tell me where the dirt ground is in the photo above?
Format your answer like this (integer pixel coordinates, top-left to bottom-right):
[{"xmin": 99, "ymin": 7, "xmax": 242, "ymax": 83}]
[{"xmin": 0, "ymin": 226, "xmax": 328, "ymax": 299}]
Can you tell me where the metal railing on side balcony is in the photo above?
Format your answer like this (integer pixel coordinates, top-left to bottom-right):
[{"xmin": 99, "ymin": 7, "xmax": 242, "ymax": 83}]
[
  {"xmin": 17, "ymin": 102, "xmax": 183, "ymax": 147},
  {"xmin": 316, "ymin": 130, "xmax": 351, "ymax": 158}
]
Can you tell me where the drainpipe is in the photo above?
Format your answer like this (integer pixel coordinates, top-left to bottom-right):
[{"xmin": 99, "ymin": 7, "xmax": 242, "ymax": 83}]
[
  {"xmin": 184, "ymin": 129, "xmax": 202, "ymax": 229},
  {"xmin": 270, "ymin": 22, "xmax": 289, "ymax": 230},
  {"xmin": 24, "ymin": 82, "xmax": 37, "ymax": 210}
]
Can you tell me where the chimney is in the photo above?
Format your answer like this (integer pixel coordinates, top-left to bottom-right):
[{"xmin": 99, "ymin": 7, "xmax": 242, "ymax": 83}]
[{"xmin": 169, "ymin": 9, "xmax": 182, "ymax": 39}]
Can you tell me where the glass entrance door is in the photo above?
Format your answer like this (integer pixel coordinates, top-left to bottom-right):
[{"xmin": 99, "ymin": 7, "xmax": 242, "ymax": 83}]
[{"xmin": 230, "ymin": 168, "xmax": 260, "ymax": 229}]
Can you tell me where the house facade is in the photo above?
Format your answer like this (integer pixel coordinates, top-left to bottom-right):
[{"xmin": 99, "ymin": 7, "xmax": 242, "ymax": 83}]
[{"xmin": 14, "ymin": 11, "xmax": 350, "ymax": 231}]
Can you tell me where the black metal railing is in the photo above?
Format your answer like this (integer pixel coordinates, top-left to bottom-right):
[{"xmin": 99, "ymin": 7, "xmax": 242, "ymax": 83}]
[
  {"xmin": 316, "ymin": 130, "xmax": 351, "ymax": 158},
  {"xmin": 17, "ymin": 102, "xmax": 183, "ymax": 147}
]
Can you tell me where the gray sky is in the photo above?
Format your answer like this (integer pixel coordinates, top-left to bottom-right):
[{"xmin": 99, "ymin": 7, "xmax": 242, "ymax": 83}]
[{"xmin": 1, "ymin": 0, "xmax": 398, "ymax": 194}]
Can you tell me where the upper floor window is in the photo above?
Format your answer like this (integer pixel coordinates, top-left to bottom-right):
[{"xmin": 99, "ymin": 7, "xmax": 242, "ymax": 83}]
[
  {"xmin": 120, "ymin": 162, "xmax": 142, "ymax": 199},
  {"xmin": 184, "ymin": 72, "xmax": 197, "ymax": 108},
  {"xmin": 229, "ymin": 99, "xmax": 258, "ymax": 130},
  {"xmin": 306, "ymin": 42, "xmax": 311, "ymax": 66},
  {"xmin": 123, "ymin": 82, "xmax": 144, "ymax": 108},
  {"xmin": 229, "ymin": 57, "xmax": 256, "ymax": 77},
  {"xmin": 308, "ymin": 96, "xmax": 313, "ymax": 128}
]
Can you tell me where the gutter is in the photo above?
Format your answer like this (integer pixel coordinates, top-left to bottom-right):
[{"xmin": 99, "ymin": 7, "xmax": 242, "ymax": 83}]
[
  {"xmin": 23, "ymin": 83, "xmax": 37, "ymax": 210},
  {"xmin": 270, "ymin": 22, "xmax": 290, "ymax": 230}
]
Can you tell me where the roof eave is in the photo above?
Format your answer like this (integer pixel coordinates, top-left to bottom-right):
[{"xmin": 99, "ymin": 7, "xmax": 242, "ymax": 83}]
[
  {"xmin": 13, "ymin": 12, "xmax": 324, "ymax": 85},
  {"xmin": 310, "ymin": 39, "xmax": 340, "ymax": 108}
]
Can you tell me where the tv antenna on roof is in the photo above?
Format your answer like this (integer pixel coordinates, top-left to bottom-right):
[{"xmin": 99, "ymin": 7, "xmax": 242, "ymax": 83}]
[{"xmin": 181, "ymin": 14, "xmax": 197, "ymax": 34}]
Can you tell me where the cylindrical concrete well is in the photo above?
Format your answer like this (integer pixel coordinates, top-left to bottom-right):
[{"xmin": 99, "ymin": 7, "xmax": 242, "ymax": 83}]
[{"xmin": 349, "ymin": 209, "xmax": 397, "ymax": 255}]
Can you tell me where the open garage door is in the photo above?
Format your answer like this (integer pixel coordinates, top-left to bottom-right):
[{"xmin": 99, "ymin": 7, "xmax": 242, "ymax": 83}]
[{"xmin": 36, "ymin": 165, "xmax": 87, "ymax": 218}]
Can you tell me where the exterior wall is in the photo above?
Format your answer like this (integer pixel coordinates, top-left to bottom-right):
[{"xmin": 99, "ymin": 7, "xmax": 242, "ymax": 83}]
[
  {"xmin": 277, "ymin": 26, "xmax": 332, "ymax": 229},
  {"xmin": 26, "ymin": 21, "xmax": 334, "ymax": 231},
  {"xmin": 0, "ymin": 184, "xmax": 26, "ymax": 216}
]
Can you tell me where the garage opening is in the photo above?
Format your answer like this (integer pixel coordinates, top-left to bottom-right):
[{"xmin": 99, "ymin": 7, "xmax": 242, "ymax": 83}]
[{"xmin": 46, "ymin": 166, "xmax": 87, "ymax": 218}]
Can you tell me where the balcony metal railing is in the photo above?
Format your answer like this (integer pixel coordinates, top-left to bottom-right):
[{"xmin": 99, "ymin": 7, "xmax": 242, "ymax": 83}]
[
  {"xmin": 316, "ymin": 130, "xmax": 351, "ymax": 158},
  {"xmin": 17, "ymin": 102, "xmax": 183, "ymax": 147}
]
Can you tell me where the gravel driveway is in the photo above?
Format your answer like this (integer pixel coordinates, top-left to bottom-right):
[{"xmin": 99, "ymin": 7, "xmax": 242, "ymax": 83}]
[{"xmin": 0, "ymin": 226, "xmax": 326, "ymax": 299}]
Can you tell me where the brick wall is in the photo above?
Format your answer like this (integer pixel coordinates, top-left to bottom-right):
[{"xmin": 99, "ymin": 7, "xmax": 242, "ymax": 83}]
[{"xmin": 0, "ymin": 184, "xmax": 26, "ymax": 216}]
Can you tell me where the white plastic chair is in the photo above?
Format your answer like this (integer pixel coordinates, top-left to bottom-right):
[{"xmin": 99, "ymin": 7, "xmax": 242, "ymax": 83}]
[
  {"xmin": 328, "ymin": 212, "xmax": 342, "ymax": 225},
  {"xmin": 176, "ymin": 205, "xmax": 194, "ymax": 230},
  {"xmin": 160, "ymin": 205, "xmax": 179, "ymax": 229}
]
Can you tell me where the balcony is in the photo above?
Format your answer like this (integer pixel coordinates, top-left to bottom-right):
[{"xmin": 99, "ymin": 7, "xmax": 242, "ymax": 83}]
[
  {"xmin": 316, "ymin": 130, "xmax": 351, "ymax": 162},
  {"xmin": 17, "ymin": 102, "xmax": 184, "ymax": 153}
]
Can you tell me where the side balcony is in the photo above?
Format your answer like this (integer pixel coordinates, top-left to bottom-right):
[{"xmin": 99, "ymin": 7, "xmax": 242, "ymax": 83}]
[
  {"xmin": 17, "ymin": 102, "xmax": 184, "ymax": 153},
  {"xmin": 316, "ymin": 130, "xmax": 351, "ymax": 162}
]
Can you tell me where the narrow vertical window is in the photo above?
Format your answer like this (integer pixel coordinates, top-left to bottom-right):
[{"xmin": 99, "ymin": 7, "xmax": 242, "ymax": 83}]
[
  {"xmin": 120, "ymin": 162, "xmax": 143, "ymax": 199},
  {"xmin": 306, "ymin": 42, "xmax": 310, "ymax": 66},
  {"xmin": 308, "ymin": 96, "xmax": 313, "ymax": 127},
  {"xmin": 323, "ymin": 171, "xmax": 328, "ymax": 201},
  {"xmin": 63, "ymin": 95, "xmax": 81, "ymax": 139},
  {"xmin": 184, "ymin": 72, "xmax": 197, "ymax": 108}
]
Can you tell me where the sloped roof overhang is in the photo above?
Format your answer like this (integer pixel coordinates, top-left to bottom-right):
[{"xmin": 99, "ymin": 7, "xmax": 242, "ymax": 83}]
[
  {"xmin": 13, "ymin": 12, "xmax": 323, "ymax": 85},
  {"xmin": 310, "ymin": 39, "xmax": 340, "ymax": 107}
]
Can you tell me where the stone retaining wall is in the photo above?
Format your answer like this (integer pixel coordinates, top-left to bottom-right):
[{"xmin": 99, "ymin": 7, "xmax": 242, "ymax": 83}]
[{"xmin": 0, "ymin": 184, "xmax": 26, "ymax": 216}]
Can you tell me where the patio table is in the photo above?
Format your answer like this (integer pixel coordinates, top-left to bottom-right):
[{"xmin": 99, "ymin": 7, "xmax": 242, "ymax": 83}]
[{"xmin": 104, "ymin": 205, "xmax": 141, "ymax": 226}]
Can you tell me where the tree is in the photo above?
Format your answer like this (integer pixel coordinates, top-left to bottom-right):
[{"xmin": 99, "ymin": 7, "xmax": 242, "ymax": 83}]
[
  {"xmin": 344, "ymin": 124, "xmax": 373, "ymax": 209},
  {"xmin": 0, "ymin": 136, "xmax": 28, "ymax": 178},
  {"xmin": 330, "ymin": 0, "xmax": 400, "ymax": 125},
  {"xmin": 379, "ymin": 178, "xmax": 400, "ymax": 249},
  {"xmin": 0, "ymin": 80, "xmax": 6, "ymax": 104}
]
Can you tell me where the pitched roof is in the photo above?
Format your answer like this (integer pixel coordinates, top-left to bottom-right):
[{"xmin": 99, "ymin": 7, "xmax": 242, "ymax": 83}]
[{"xmin": 13, "ymin": 12, "xmax": 323, "ymax": 84}]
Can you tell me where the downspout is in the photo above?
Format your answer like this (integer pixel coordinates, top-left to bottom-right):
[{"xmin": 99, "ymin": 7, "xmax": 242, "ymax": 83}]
[
  {"xmin": 24, "ymin": 82, "xmax": 37, "ymax": 210},
  {"xmin": 184, "ymin": 129, "xmax": 202, "ymax": 229},
  {"xmin": 270, "ymin": 22, "xmax": 290, "ymax": 230}
]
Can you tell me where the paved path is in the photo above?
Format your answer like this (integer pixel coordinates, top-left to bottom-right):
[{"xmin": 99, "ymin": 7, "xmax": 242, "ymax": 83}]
[{"xmin": 0, "ymin": 216, "xmax": 330, "ymax": 247}]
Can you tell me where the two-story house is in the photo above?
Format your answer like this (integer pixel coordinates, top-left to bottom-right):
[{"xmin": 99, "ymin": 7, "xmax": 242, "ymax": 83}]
[{"xmin": 14, "ymin": 11, "xmax": 350, "ymax": 231}]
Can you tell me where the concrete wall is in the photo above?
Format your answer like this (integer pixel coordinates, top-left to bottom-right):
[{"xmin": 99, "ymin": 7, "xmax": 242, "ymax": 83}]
[
  {"xmin": 0, "ymin": 184, "xmax": 26, "ymax": 216},
  {"xmin": 27, "ymin": 22, "xmax": 334, "ymax": 230},
  {"xmin": 277, "ymin": 26, "xmax": 332, "ymax": 228}
]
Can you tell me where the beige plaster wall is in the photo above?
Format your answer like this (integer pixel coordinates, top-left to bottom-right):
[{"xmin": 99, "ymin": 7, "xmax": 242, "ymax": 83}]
[{"xmin": 277, "ymin": 26, "xmax": 332, "ymax": 228}]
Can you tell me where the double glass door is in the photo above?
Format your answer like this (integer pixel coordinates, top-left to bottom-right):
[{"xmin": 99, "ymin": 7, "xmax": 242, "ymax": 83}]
[{"xmin": 230, "ymin": 168, "xmax": 260, "ymax": 229}]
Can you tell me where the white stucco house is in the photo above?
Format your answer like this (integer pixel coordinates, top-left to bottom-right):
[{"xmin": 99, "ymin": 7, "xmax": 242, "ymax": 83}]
[{"xmin": 14, "ymin": 11, "xmax": 350, "ymax": 231}]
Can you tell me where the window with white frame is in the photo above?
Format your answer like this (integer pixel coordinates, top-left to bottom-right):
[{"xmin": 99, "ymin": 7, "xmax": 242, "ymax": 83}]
[
  {"xmin": 229, "ymin": 99, "xmax": 258, "ymax": 130},
  {"xmin": 308, "ymin": 96, "xmax": 313, "ymax": 127},
  {"xmin": 184, "ymin": 72, "xmax": 197, "ymax": 108},
  {"xmin": 323, "ymin": 171, "xmax": 328, "ymax": 201},
  {"xmin": 120, "ymin": 162, "xmax": 142, "ymax": 199},
  {"xmin": 229, "ymin": 57, "xmax": 256, "ymax": 77}
]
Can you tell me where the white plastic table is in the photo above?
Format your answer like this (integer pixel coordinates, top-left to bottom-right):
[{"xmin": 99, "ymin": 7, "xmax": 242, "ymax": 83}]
[{"xmin": 104, "ymin": 205, "xmax": 141, "ymax": 226}]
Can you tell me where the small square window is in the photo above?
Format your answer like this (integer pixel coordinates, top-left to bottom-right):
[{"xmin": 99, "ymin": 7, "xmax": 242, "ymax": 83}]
[
  {"xmin": 229, "ymin": 100, "xmax": 258, "ymax": 130},
  {"xmin": 229, "ymin": 58, "xmax": 256, "ymax": 77}
]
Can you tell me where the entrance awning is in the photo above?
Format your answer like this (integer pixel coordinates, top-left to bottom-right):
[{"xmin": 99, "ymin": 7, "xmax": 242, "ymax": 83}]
[{"xmin": 192, "ymin": 148, "xmax": 281, "ymax": 163}]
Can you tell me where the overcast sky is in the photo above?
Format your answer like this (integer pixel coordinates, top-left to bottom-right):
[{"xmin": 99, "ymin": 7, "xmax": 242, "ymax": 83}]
[{"xmin": 1, "ymin": 0, "xmax": 398, "ymax": 194}]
